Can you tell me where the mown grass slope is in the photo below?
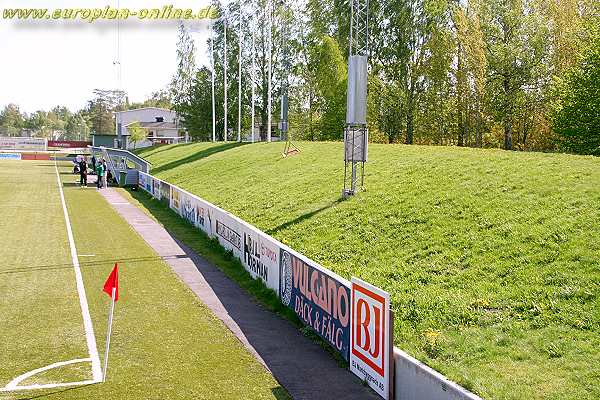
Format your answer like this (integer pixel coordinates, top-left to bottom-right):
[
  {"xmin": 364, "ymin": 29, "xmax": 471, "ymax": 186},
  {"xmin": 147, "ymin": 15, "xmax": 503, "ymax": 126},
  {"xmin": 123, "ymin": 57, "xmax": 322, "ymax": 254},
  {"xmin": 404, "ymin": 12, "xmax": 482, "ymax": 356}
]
[{"xmin": 137, "ymin": 141, "xmax": 600, "ymax": 400}]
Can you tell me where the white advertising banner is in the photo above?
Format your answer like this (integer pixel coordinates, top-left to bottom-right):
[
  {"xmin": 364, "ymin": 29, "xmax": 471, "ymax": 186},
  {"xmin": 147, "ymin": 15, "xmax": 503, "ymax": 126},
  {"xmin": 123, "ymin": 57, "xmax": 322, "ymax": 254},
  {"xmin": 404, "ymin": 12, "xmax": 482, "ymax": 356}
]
[
  {"xmin": 170, "ymin": 186, "xmax": 182, "ymax": 214},
  {"xmin": 179, "ymin": 191, "xmax": 197, "ymax": 226},
  {"xmin": 240, "ymin": 223, "xmax": 281, "ymax": 294},
  {"xmin": 0, "ymin": 137, "xmax": 47, "ymax": 151},
  {"xmin": 152, "ymin": 178, "xmax": 162, "ymax": 200},
  {"xmin": 139, "ymin": 172, "xmax": 152, "ymax": 195},
  {"xmin": 199, "ymin": 198, "xmax": 217, "ymax": 238},
  {"xmin": 214, "ymin": 209, "xmax": 243, "ymax": 260},
  {"xmin": 350, "ymin": 277, "xmax": 391, "ymax": 399},
  {"xmin": 0, "ymin": 153, "xmax": 21, "ymax": 160}
]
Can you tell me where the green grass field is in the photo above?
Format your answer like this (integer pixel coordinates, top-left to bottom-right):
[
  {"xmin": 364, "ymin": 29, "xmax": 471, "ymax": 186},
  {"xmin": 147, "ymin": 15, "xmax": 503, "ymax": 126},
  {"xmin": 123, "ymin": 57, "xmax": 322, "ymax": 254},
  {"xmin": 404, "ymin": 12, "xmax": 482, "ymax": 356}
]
[
  {"xmin": 136, "ymin": 141, "xmax": 600, "ymax": 400},
  {"xmin": 0, "ymin": 160, "xmax": 288, "ymax": 400}
]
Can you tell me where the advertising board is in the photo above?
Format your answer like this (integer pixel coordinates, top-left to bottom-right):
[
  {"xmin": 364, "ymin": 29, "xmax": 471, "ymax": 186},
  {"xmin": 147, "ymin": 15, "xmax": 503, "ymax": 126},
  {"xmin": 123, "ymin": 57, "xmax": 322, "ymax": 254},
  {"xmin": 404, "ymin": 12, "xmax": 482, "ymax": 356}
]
[
  {"xmin": 279, "ymin": 249, "xmax": 351, "ymax": 361},
  {"xmin": 350, "ymin": 277, "xmax": 391, "ymax": 399},
  {"xmin": 214, "ymin": 210, "xmax": 243, "ymax": 259},
  {"xmin": 170, "ymin": 187, "xmax": 181, "ymax": 213},
  {"xmin": 241, "ymin": 224, "xmax": 280, "ymax": 293},
  {"xmin": 0, "ymin": 153, "xmax": 21, "ymax": 160},
  {"xmin": 159, "ymin": 181, "xmax": 171, "ymax": 206},
  {"xmin": 0, "ymin": 137, "xmax": 46, "ymax": 151},
  {"xmin": 48, "ymin": 140, "xmax": 91, "ymax": 148}
]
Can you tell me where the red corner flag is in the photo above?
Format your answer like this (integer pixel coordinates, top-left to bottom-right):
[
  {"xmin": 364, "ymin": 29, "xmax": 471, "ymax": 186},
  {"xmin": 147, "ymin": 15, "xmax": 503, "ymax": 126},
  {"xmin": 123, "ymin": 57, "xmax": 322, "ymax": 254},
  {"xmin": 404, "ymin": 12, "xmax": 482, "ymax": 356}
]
[{"xmin": 103, "ymin": 263, "xmax": 119, "ymax": 301}]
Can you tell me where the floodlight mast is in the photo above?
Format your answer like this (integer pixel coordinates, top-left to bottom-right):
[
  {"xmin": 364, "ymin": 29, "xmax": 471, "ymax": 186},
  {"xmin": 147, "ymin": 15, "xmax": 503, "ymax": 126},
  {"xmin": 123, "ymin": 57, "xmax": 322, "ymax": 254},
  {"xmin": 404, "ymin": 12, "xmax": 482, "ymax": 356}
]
[
  {"xmin": 224, "ymin": 15, "xmax": 228, "ymax": 141},
  {"xmin": 251, "ymin": 21, "xmax": 256, "ymax": 143},
  {"xmin": 279, "ymin": 0, "xmax": 289, "ymax": 140},
  {"xmin": 211, "ymin": 24, "xmax": 216, "ymax": 142},
  {"xmin": 237, "ymin": 1, "xmax": 242, "ymax": 143},
  {"xmin": 267, "ymin": 0, "xmax": 273, "ymax": 142},
  {"xmin": 343, "ymin": 0, "xmax": 369, "ymax": 197}
]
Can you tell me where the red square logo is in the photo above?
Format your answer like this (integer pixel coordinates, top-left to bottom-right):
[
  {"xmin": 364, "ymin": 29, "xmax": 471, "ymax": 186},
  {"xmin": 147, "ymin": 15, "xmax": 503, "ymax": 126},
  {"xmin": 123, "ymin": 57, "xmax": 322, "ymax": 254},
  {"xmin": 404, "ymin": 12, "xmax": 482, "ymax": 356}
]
[{"xmin": 351, "ymin": 283, "xmax": 386, "ymax": 377}]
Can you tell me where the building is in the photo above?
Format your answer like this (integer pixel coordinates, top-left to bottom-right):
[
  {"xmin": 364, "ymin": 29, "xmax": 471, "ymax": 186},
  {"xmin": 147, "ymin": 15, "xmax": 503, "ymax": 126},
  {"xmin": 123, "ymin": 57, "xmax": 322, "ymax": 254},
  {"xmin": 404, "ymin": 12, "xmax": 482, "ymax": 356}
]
[{"xmin": 91, "ymin": 107, "xmax": 186, "ymax": 150}]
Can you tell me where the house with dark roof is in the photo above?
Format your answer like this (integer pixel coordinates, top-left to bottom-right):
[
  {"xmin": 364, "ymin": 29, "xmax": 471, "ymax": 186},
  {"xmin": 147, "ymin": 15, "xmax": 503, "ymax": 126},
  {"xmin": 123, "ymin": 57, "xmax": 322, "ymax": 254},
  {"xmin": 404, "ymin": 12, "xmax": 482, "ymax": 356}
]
[{"xmin": 91, "ymin": 107, "xmax": 187, "ymax": 149}]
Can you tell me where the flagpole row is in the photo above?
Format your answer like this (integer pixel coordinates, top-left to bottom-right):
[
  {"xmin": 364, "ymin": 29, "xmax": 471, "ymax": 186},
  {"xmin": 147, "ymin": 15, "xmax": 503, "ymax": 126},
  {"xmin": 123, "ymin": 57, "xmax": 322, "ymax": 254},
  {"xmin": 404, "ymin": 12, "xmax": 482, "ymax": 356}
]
[{"xmin": 103, "ymin": 287, "xmax": 116, "ymax": 382}]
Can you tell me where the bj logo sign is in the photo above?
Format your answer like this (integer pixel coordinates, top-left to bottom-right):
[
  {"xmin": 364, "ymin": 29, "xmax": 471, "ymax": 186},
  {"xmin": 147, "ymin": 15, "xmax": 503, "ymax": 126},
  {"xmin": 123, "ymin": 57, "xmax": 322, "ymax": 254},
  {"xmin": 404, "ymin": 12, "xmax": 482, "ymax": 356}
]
[{"xmin": 350, "ymin": 277, "xmax": 391, "ymax": 399}]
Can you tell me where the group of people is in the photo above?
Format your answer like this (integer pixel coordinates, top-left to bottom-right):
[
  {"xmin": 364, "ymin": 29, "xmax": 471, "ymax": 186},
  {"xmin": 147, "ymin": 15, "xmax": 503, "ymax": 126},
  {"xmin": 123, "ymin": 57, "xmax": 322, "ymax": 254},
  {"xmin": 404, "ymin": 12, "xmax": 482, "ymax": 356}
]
[{"xmin": 74, "ymin": 154, "xmax": 108, "ymax": 189}]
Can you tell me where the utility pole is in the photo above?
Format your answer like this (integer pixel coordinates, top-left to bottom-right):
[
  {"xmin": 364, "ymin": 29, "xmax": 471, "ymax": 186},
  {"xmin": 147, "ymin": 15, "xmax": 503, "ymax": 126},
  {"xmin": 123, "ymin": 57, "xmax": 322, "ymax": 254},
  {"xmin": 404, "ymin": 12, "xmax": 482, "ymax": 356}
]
[
  {"xmin": 211, "ymin": 23, "xmax": 216, "ymax": 142},
  {"xmin": 251, "ymin": 20, "xmax": 256, "ymax": 143},
  {"xmin": 279, "ymin": 0, "xmax": 289, "ymax": 141},
  {"xmin": 237, "ymin": 1, "xmax": 242, "ymax": 142},
  {"xmin": 224, "ymin": 16, "xmax": 228, "ymax": 141},
  {"xmin": 267, "ymin": 0, "xmax": 272, "ymax": 142}
]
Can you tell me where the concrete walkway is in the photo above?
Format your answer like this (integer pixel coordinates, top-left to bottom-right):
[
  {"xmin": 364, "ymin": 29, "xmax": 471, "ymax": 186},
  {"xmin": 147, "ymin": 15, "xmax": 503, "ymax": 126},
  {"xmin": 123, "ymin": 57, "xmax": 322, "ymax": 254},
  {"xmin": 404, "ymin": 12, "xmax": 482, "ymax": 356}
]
[{"xmin": 98, "ymin": 188, "xmax": 379, "ymax": 400}]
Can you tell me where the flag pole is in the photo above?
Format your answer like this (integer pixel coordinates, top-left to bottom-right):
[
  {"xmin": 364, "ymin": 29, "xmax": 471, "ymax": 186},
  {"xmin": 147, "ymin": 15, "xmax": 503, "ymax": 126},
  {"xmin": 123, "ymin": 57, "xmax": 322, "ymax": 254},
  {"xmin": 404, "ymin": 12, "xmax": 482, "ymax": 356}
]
[{"xmin": 103, "ymin": 287, "xmax": 116, "ymax": 382}]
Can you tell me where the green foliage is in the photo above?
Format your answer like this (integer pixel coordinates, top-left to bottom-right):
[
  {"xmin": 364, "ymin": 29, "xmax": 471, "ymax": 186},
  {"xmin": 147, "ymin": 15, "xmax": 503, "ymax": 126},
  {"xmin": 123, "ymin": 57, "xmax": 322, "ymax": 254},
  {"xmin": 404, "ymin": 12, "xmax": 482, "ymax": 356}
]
[
  {"xmin": 170, "ymin": 22, "xmax": 196, "ymax": 116},
  {"xmin": 138, "ymin": 141, "xmax": 600, "ymax": 399},
  {"xmin": 0, "ymin": 104, "xmax": 24, "ymax": 136},
  {"xmin": 85, "ymin": 89, "xmax": 125, "ymax": 135},
  {"xmin": 127, "ymin": 121, "xmax": 147, "ymax": 149},
  {"xmin": 178, "ymin": 68, "xmax": 214, "ymax": 141},
  {"xmin": 314, "ymin": 36, "xmax": 347, "ymax": 140},
  {"xmin": 127, "ymin": 89, "xmax": 172, "ymax": 110},
  {"xmin": 552, "ymin": 36, "xmax": 600, "ymax": 155}
]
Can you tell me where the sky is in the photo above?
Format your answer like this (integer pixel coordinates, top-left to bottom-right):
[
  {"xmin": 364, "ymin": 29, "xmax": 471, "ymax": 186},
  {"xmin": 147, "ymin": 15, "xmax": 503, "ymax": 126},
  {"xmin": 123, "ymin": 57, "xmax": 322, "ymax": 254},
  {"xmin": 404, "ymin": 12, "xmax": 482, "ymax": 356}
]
[{"xmin": 0, "ymin": 0, "xmax": 216, "ymax": 114}]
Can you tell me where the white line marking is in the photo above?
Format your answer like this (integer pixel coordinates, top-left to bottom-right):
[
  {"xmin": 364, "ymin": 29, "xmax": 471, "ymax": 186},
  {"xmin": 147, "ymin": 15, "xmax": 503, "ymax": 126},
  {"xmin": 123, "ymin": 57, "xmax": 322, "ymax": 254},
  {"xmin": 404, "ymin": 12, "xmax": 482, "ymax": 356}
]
[
  {"xmin": 53, "ymin": 159, "xmax": 103, "ymax": 382},
  {"xmin": 1, "ymin": 359, "xmax": 94, "ymax": 391},
  {"xmin": 1, "ymin": 162, "xmax": 102, "ymax": 392}
]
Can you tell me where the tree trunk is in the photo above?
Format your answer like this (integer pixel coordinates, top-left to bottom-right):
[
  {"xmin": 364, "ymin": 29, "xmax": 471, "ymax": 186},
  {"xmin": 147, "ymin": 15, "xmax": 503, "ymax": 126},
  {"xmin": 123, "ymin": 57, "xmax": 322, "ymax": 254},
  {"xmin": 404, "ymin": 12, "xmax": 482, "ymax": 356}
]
[
  {"xmin": 406, "ymin": 93, "xmax": 414, "ymax": 145},
  {"xmin": 406, "ymin": 111, "xmax": 414, "ymax": 144},
  {"xmin": 504, "ymin": 118, "xmax": 513, "ymax": 150},
  {"xmin": 475, "ymin": 100, "xmax": 482, "ymax": 147},
  {"xmin": 503, "ymin": 77, "xmax": 513, "ymax": 150},
  {"xmin": 457, "ymin": 43, "xmax": 465, "ymax": 147}
]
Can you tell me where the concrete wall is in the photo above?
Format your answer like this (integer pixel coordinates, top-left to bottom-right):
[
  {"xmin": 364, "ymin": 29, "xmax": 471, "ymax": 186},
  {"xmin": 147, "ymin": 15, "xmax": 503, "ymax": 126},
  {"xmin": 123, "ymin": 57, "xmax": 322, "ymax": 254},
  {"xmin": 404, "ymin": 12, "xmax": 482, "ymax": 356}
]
[{"xmin": 393, "ymin": 349, "xmax": 482, "ymax": 400}]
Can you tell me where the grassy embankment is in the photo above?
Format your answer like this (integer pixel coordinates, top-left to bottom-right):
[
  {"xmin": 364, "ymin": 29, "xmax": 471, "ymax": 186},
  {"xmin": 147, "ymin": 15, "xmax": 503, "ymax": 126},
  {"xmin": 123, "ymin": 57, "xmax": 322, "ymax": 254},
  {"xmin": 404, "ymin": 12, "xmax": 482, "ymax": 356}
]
[{"xmin": 136, "ymin": 141, "xmax": 600, "ymax": 400}]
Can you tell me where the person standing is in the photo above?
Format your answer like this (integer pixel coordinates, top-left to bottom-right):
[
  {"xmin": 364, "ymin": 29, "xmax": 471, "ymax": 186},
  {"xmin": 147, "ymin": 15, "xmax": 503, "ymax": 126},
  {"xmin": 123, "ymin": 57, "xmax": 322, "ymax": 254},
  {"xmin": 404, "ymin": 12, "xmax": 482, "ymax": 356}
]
[
  {"xmin": 96, "ymin": 159, "xmax": 105, "ymax": 189},
  {"xmin": 102, "ymin": 159, "xmax": 108, "ymax": 188},
  {"xmin": 91, "ymin": 155, "xmax": 97, "ymax": 174},
  {"xmin": 79, "ymin": 156, "xmax": 88, "ymax": 187}
]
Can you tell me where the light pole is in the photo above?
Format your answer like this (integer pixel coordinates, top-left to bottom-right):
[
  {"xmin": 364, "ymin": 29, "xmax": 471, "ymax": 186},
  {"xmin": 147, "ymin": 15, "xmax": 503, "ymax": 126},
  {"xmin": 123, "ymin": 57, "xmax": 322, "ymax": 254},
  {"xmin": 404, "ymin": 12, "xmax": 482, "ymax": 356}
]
[
  {"xmin": 251, "ymin": 20, "xmax": 256, "ymax": 143},
  {"xmin": 237, "ymin": 1, "xmax": 242, "ymax": 142},
  {"xmin": 224, "ymin": 15, "xmax": 228, "ymax": 141},
  {"xmin": 267, "ymin": 0, "xmax": 272, "ymax": 142},
  {"xmin": 211, "ymin": 23, "xmax": 216, "ymax": 142}
]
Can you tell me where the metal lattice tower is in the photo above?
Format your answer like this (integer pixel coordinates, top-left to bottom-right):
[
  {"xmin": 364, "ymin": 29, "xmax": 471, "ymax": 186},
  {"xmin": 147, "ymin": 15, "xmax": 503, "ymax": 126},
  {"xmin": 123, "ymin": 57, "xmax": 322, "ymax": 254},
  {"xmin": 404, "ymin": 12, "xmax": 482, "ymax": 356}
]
[
  {"xmin": 343, "ymin": 0, "xmax": 369, "ymax": 197},
  {"xmin": 349, "ymin": 0, "xmax": 369, "ymax": 58}
]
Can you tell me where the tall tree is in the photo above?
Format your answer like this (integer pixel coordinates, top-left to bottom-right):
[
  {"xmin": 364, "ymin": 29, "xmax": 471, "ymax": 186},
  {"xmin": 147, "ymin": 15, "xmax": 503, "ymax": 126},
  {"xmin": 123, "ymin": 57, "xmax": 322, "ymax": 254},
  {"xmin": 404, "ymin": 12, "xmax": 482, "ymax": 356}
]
[
  {"xmin": 85, "ymin": 89, "xmax": 125, "ymax": 134},
  {"xmin": 0, "ymin": 104, "xmax": 24, "ymax": 136},
  {"xmin": 552, "ymin": 30, "xmax": 600, "ymax": 154},
  {"xmin": 179, "ymin": 68, "xmax": 214, "ymax": 140},
  {"xmin": 479, "ymin": 0, "xmax": 549, "ymax": 150},
  {"xmin": 314, "ymin": 36, "xmax": 347, "ymax": 140},
  {"xmin": 171, "ymin": 22, "xmax": 197, "ymax": 116}
]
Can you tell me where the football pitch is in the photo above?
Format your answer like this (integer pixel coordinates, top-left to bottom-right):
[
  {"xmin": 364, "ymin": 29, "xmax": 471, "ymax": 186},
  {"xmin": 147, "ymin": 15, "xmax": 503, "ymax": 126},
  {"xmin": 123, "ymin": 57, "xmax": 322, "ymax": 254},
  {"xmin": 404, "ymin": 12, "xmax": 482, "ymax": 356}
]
[{"xmin": 0, "ymin": 160, "xmax": 287, "ymax": 399}]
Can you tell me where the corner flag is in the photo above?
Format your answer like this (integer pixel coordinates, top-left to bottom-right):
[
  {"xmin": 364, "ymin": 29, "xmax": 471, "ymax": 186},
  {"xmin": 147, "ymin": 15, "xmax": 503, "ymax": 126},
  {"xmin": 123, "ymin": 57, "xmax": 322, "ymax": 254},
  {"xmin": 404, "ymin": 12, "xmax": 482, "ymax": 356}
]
[
  {"xmin": 102, "ymin": 263, "xmax": 119, "ymax": 382},
  {"xmin": 103, "ymin": 263, "xmax": 119, "ymax": 301}
]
